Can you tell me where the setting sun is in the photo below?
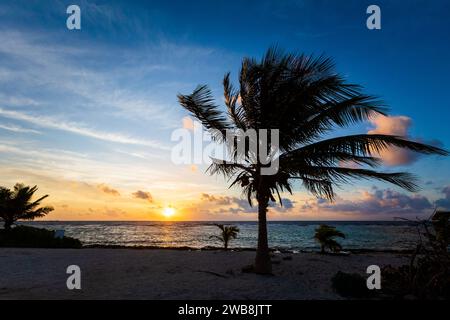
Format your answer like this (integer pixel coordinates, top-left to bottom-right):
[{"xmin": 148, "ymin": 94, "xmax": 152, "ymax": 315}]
[{"xmin": 163, "ymin": 207, "xmax": 175, "ymax": 218}]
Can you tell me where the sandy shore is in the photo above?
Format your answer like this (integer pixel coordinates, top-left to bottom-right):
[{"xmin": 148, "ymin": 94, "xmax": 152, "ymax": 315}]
[{"xmin": 0, "ymin": 248, "xmax": 408, "ymax": 299}]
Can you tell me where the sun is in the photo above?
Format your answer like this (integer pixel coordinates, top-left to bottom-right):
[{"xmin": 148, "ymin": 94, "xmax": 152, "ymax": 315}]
[{"xmin": 163, "ymin": 207, "xmax": 175, "ymax": 218}]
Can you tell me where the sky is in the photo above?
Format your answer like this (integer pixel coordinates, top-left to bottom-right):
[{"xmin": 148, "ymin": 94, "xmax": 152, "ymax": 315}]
[{"xmin": 0, "ymin": 0, "xmax": 449, "ymax": 221}]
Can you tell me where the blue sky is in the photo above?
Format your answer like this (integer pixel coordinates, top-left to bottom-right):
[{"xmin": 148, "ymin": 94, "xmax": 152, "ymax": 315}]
[{"xmin": 0, "ymin": 0, "xmax": 449, "ymax": 220}]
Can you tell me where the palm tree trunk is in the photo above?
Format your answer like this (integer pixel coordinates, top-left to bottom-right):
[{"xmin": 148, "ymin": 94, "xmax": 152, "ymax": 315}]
[{"xmin": 254, "ymin": 196, "xmax": 272, "ymax": 274}]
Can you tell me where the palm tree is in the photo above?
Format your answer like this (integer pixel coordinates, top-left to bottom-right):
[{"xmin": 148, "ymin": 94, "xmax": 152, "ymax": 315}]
[
  {"xmin": 178, "ymin": 47, "xmax": 448, "ymax": 274},
  {"xmin": 0, "ymin": 183, "xmax": 54, "ymax": 230},
  {"xmin": 314, "ymin": 224, "xmax": 345, "ymax": 253},
  {"xmin": 209, "ymin": 224, "xmax": 240, "ymax": 249}
]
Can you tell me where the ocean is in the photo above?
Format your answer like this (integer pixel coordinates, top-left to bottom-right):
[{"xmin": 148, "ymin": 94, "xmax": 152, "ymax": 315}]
[{"xmin": 21, "ymin": 221, "xmax": 421, "ymax": 251}]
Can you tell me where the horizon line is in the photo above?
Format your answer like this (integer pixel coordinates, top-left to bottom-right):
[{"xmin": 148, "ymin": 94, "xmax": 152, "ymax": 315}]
[{"xmin": 26, "ymin": 219, "xmax": 405, "ymax": 222}]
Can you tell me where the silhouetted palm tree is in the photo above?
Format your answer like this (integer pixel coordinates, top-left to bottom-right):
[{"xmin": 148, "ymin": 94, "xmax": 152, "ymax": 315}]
[
  {"xmin": 210, "ymin": 224, "xmax": 239, "ymax": 249},
  {"xmin": 314, "ymin": 224, "xmax": 345, "ymax": 253},
  {"xmin": 178, "ymin": 47, "xmax": 448, "ymax": 274},
  {"xmin": 0, "ymin": 183, "xmax": 53, "ymax": 230}
]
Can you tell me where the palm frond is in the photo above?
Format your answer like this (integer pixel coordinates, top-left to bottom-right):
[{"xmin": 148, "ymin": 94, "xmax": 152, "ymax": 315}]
[
  {"xmin": 207, "ymin": 159, "xmax": 252, "ymax": 178},
  {"xmin": 294, "ymin": 95, "xmax": 387, "ymax": 144},
  {"xmin": 223, "ymin": 73, "xmax": 247, "ymax": 130},
  {"xmin": 282, "ymin": 151, "xmax": 382, "ymax": 168},
  {"xmin": 21, "ymin": 206, "xmax": 53, "ymax": 220},
  {"xmin": 178, "ymin": 85, "xmax": 231, "ymax": 140},
  {"xmin": 300, "ymin": 166, "xmax": 420, "ymax": 194},
  {"xmin": 300, "ymin": 177, "xmax": 335, "ymax": 200},
  {"xmin": 288, "ymin": 134, "xmax": 448, "ymax": 158}
]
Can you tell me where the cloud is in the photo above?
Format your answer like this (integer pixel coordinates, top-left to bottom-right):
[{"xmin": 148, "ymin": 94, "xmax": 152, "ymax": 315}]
[
  {"xmin": 0, "ymin": 108, "xmax": 169, "ymax": 150},
  {"xmin": 0, "ymin": 29, "xmax": 221, "ymax": 132},
  {"xmin": 132, "ymin": 190, "xmax": 153, "ymax": 202},
  {"xmin": 182, "ymin": 117, "xmax": 195, "ymax": 130},
  {"xmin": 200, "ymin": 193, "xmax": 294, "ymax": 214},
  {"xmin": 368, "ymin": 115, "xmax": 411, "ymax": 136},
  {"xmin": 442, "ymin": 186, "xmax": 450, "ymax": 198},
  {"xmin": 315, "ymin": 187, "xmax": 432, "ymax": 216},
  {"xmin": 0, "ymin": 142, "xmax": 180, "ymax": 192},
  {"xmin": 278, "ymin": 198, "xmax": 295, "ymax": 212},
  {"xmin": 435, "ymin": 186, "xmax": 450, "ymax": 209},
  {"xmin": 367, "ymin": 115, "xmax": 444, "ymax": 167},
  {"xmin": 201, "ymin": 193, "xmax": 253, "ymax": 210},
  {"xmin": 201, "ymin": 193, "xmax": 235, "ymax": 205},
  {"xmin": 0, "ymin": 93, "xmax": 41, "ymax": 107},
  {"xmin": 0, "ymin": 123, "xmax": 41, "ymax": 134},
  {"xmin": 97, "ymin": 184, "xmax": 120, "ymax": 196},
  {"xmin": 368, "ymin": 115, "xmax": 418, "ymax": 166}
]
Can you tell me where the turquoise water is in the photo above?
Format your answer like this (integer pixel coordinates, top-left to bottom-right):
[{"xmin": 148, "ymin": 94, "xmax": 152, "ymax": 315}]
[{"xmin": 22, "ymin": 221, "xmax": 421, "ymax": 251}]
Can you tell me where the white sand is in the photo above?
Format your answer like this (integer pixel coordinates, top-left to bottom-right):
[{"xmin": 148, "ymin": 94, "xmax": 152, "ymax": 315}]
[{"xmin": 0, "ymin": 248, "xmax": 408, "ymax": 299}]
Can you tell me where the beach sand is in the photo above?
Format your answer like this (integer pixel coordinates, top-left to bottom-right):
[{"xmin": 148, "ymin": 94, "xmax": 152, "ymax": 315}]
[{"xmin": 0, "ymin": 248, "xmax": 408, "ymax": 299}]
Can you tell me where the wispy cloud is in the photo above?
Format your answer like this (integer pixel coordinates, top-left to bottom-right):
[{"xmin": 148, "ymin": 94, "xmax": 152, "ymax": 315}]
[
  {"xmin": 0, "ymin": 108, "xmax": 169, "ymax": 149},
  {"xmin": 0, "ymin": 123, "xmax": 41, "ymax": 134},
  {"xmin": 0, "ymin": 30, "xmax": 204, "ymax": 128},
  {"xmin": 0, "ymin": 93, "xmax": 41, "ymax": 107},
  {"xmin": 0, "ymin": 142, "xmax": 178, "ymax": 189}
]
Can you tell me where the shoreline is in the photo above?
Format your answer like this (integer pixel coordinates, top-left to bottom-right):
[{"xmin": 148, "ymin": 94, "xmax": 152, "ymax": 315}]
[
  {"xmin": 80, "ymin": 244, "xmax": 417, "ymax": 254},
  {"xmin": 1, "ymin": 243, "xmax": 416, "ymax": 254}
]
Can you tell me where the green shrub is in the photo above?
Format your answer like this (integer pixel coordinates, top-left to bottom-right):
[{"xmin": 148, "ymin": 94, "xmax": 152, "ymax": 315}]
[{"xmin": 0, "ymin": 225, "xmax": 82, "ymax": 248}]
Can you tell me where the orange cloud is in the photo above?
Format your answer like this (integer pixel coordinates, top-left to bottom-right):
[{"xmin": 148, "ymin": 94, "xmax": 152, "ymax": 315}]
[
  {"xmin": 368, "ymin": 115, "xmax": 417, "ymax": 166},
  {"xmin": 199, "ymin": 193, "xmax": 294, "ymax": 215},
  {"xmin": 97, "ymin": 184, "xmax": 121, "ymax": 196},
  {"xmin": 132, "ymin": 190, "xmax": 153, "ymax": 202},
  {"xmin": 368, "ymin": 115, "xmax": 411, "ymax": 136},
  {"xmin": 182, "ymin": 116, "xmax": 195, "ymax": 130}
]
